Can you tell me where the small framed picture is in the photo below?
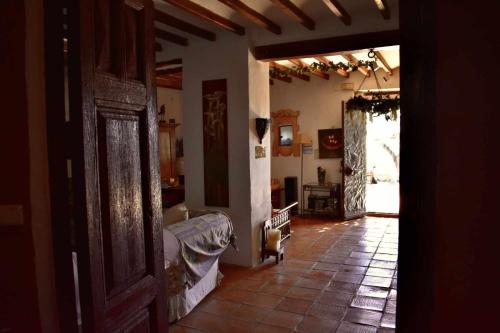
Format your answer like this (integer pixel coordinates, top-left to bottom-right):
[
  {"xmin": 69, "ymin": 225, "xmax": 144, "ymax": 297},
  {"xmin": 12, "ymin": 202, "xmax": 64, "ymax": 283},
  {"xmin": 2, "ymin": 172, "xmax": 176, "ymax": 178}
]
[{"xmin": 318, "ymin": 129, "xmax": 343, "ymax": 158}]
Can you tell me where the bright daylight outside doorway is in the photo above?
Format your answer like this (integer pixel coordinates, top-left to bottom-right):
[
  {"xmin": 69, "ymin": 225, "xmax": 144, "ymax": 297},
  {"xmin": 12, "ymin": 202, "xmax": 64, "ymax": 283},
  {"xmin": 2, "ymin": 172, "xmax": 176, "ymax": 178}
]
[{"xmin": 366, "ymin": 110, "xmax": 400, "ymax": 214}]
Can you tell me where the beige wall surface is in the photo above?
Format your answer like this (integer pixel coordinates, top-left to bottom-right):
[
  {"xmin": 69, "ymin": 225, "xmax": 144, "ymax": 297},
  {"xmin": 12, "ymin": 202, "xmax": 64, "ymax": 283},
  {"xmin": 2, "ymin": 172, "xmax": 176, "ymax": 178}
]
[{"xmin": 270, "ymin": 68, "xmax": 400, "ymax": 209}]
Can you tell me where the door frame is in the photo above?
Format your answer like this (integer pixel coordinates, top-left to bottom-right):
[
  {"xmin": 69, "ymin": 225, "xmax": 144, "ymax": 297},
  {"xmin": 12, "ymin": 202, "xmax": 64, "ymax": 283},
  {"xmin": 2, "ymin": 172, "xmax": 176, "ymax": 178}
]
[
  {"xmin": 255, "ymin": 23, "xmax": 437, "ymax": 331},
  {"xmin": 44, "ymin": 5, "xmax": 438, "ymax": 332},
  {"xmin": 44, "ymin": 0, "xmax": 79, "ymax": 331}
]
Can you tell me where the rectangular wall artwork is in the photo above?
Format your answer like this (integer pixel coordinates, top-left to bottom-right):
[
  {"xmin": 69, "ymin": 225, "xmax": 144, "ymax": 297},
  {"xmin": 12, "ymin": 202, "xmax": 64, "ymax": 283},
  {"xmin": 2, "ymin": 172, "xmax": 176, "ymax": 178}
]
[
  {"xmin": 202, "ymin": 79, "xmax": 229, "ymax": 207},
  {"xmin": 318, "ymin": 128, "xmax": 343, "ymax": 158}
]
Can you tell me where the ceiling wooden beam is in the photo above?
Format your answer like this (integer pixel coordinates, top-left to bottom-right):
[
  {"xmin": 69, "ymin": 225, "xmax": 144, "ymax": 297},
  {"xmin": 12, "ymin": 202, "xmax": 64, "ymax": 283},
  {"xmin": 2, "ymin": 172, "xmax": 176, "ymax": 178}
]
[
  {"xmin": 254, "ymin": 30, "xmax": 399, "ymax": 61},
  {"xmin": 271, "ymin": 62, "xmax": 310, "ymax": 81},
  {"xmin": 156, "ymin": 66, "xmax": 183, "ymax": 76},
  {"xmin": 155, "ymin": 42, "xmax": 163, "ymax": 52},
  {"xmin": 321, "ymin": 0, "xmax": 351, "ymax": 25},
  {"xmin": 269, "ymin": 0, "xmax": 315, "ymax": 30},
  {"xmin": 218, "ymin": 0, "xmax": 281, "ymax": 34},
  {"xmin": 373, "ymin": 0, "xmax": 390, "ymax": 20},
  {"xmin": 289, "ymin": 59, "xmax": 329, "ymax": 80},
  {"xmin": 156, "ymin": 58, "xmax": 182, "ymax": 68},
  {"xmin": 342, "ymin": 54, "xmax": 370, "ymax": 76},
  {"xmin": 162, "ymin": 0, "xmax": 245, "ymax": 35},
  {"xmin": 155, "ymin": 28, "xmax": 188, "ymax": 46},
  {"xmin": 157, "ymin": 77, "xmax": 182, "ymax": 90},
  {"xmin": 374, "ymin": 51, "xmax": 393, "ymax": 75},
  {"xmin": 155, "ymin": 9, "xmax": 216, "ymax": 41},
  {"xmin": 315, "ymin": 56, "xmax": 349, "ymax": 78},
  {"xmin": 270, "ymin": 72, "xmax": 292, "ymax": 83},
  {"xmin": 311, "ymin": 68, "xmax": 330, "ymax": 80}
]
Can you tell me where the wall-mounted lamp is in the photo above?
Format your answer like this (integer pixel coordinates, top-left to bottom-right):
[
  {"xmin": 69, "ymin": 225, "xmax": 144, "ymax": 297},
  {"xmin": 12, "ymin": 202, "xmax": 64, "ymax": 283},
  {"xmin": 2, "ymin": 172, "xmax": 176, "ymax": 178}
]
[{"xmin": 255, "ymin": 118, "xmax": 270, "ymax": 144}]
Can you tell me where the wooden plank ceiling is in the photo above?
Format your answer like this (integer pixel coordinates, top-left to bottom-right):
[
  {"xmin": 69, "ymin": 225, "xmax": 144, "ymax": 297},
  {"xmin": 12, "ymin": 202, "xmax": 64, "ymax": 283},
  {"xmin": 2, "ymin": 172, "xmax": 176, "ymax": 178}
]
[{"xmin": 153, "ymin": 0, "xmax": 396, "ymax": 89}]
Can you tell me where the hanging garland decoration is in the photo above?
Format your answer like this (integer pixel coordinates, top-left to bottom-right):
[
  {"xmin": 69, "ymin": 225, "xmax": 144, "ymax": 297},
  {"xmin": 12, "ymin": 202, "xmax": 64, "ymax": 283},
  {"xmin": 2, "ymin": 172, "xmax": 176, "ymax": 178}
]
[
  {"xmin": 345, "ymin": 49, "xmax": 400, "ymax": 121},
  {"xmin": 269, "ymin": 66, "xmax": 290, "ymax": 79},
  {"xmin": 269, "ymin": 50, "xmax": 400, "ymax": 121},
  {"xmin": 270, "ymin": 59, "xmax": 377, "ymax": 78},
  {"xmin": 346, "ymin": 94, "xmax": 400, "ymax": 121}
]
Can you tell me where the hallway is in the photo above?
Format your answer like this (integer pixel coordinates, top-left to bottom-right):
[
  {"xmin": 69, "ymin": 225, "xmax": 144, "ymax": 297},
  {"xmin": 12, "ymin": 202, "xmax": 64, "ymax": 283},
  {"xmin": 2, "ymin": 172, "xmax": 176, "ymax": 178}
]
[{"xmin": 171, "ymin": 217, "xmax": 398, "ymax": 332}]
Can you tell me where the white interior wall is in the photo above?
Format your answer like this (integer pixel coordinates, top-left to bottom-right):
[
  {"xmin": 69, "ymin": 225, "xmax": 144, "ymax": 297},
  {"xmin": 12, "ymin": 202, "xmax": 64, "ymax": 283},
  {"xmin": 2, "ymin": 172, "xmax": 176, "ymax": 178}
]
[
  {"xmin": 157, "ymin": 9, "xmax": 399, "ymax": 266},
  {"xmin": 181, "ymin": 33, "xmax": 254, "ymax": 266},
  {"xmin": 270, "ymin": 68, "xmax": 400, "ymax": 209},
  {"xmin": 248, "ymin": 50, "xmax": 271, "ymax": 265}
]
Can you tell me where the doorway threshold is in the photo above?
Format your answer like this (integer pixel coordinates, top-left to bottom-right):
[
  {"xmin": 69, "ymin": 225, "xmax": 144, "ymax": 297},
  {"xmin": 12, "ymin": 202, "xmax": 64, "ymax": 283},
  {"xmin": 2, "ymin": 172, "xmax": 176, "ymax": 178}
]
[{"xmin": 367, "ymin": 212, "xmax": 399, "ymax": 218}]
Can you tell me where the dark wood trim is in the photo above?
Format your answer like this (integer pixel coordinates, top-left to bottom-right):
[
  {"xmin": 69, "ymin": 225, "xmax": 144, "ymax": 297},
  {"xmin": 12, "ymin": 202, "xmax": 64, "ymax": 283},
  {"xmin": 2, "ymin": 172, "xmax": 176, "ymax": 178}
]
[
  {"xmin": 398, "ymin": 0, "xmax": 436, "ymax": 331},
  {"xmin": 156, "ymin": 58, "xmax": 182, "ymax": 68},
  {"xmin": 157, "ymin": 77, "xmax": 182, "ymax": 90},
  {"xmin": 156, "ymin": 66, "xmax": 182, "ymax": 76},
  {"xmin": 155, "ymin": 9, "xmax": 216, "ymax": 41},
  {"xmin": 163, "ymin": 0, "xmax": 245, "ymax": 35},
  {"xmin": 270, "ymin": 62, "xmax": 310, "ymax": 81},
  {"xmin": 373, "ymin": 0, "xmax": 391, "ymax": 20},
  {"xmin": 321, "ymin": 0, "xmax": 351, "ymax": 25},
  {"xmin": 254, "ymin": 30, "xmax": 399, "ymax": 61},
  {"xmin": 43, "ymin": 0, "xmax": 78, "ymax": 331},
  {"xmin": 270, "ymin": 0, "xmax": 315, "ymax": 30},
  {"xmin": 155, "ymin": 28, "xmax": 188, "ymax": 46},
  {"xmin": 218, "ymin": 0, "xmax": 281, "ymax": 34}
]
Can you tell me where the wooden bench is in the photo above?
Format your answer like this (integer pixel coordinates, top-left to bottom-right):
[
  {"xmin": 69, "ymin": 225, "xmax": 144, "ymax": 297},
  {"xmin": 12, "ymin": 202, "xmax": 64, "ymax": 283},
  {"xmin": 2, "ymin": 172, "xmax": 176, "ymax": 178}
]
[{"xmin": 261, "ymin": 202, "xmax": 298, "ymax": 264}]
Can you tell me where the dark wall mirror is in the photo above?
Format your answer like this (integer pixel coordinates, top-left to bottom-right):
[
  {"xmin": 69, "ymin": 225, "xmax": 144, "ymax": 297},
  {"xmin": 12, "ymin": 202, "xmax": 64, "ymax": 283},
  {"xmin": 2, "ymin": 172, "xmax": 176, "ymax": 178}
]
[{"xmin": 279, "ymin": 125, "xmax": 293, "ymax": 146}]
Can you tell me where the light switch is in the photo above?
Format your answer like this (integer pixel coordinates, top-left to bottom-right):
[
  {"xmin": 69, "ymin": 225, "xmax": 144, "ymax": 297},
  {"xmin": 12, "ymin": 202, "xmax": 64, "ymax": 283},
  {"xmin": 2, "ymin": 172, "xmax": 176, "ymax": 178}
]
[{"xmin": 0, "ymin": 205, "xmax": 24, "ymax": 226}]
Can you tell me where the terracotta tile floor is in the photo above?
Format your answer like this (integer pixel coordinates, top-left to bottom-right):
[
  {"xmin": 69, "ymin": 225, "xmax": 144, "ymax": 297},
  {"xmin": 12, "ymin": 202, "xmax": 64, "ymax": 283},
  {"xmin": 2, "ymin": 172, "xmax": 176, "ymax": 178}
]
[{"xmin": 171, "ymin": 216, "xmax": 398, "ymax": 333}]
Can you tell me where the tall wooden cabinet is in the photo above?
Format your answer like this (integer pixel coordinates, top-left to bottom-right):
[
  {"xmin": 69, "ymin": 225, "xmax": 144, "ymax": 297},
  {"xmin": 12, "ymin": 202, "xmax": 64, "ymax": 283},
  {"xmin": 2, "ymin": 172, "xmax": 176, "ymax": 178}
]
[{"xmin": 159, "ymin": 123, "xmax": 179, "ymax": 182}]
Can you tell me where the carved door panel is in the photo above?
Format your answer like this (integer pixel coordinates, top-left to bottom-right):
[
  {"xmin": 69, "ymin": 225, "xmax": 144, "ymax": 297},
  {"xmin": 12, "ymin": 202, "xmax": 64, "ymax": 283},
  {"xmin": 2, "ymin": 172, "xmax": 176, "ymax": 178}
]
[
  {"xmin": 342, "ymin": 102, "xmax": 367, "ymax": 220},
  {"xmin": 67, "ymin": 0, "xmax": 167, "ymax": 332}
]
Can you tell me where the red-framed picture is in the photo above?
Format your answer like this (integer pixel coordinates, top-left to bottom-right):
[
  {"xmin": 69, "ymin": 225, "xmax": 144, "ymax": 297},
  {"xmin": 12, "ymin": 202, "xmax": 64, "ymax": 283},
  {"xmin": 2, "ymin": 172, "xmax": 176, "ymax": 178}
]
[{"xmin": 318, "ymin": 128, "xmax": 343, "ymax": 158}]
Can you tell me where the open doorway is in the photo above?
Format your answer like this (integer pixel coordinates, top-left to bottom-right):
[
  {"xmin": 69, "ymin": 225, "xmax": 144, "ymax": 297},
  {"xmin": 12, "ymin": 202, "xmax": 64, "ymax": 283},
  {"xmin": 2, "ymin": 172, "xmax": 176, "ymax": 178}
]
[
  {"xmin": 366, "ymin": 108, "xmax": 400, "ymax": 214},
  {"xmin": 156, "ymin": 60, "xmax": 186, "ymax": 207},
  {"xmin": 269, "ymin": 47, "xmax": 400, "ymax": 219},
  {"xmin": 268, "ymin": 45, "xmax": 400, "ymax": 331}
]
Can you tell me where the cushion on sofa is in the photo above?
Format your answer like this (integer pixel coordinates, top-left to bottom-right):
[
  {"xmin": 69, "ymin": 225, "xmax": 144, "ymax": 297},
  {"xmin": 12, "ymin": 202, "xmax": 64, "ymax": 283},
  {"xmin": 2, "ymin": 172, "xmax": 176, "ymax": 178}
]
[{"xmin": 163, "ymin": 202, "xmax": 189, "ymax": 226}]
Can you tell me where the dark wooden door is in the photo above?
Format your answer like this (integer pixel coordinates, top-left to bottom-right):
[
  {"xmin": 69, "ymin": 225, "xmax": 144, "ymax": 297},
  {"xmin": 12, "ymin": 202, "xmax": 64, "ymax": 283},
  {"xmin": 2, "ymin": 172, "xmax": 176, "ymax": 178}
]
[
  {"xmin": 341, "ymin": 101, "xmax": 367, "ymax": 220},
  {"xmin": 159, "ymin": 124, "xmax": 177, "ymax": 182},
  {"xmin": 67, "ymin": 0, "xmax": 167, "ymax": 332}
]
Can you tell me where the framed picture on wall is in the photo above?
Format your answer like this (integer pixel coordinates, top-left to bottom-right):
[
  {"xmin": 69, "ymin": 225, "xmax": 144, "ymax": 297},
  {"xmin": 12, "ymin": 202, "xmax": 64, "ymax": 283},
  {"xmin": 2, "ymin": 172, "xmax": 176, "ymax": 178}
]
[{"xmin": 318, "ymin": 129, "xmax": 343, "ymax": 158}]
